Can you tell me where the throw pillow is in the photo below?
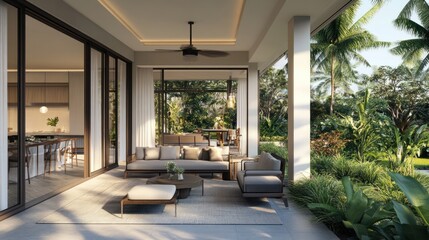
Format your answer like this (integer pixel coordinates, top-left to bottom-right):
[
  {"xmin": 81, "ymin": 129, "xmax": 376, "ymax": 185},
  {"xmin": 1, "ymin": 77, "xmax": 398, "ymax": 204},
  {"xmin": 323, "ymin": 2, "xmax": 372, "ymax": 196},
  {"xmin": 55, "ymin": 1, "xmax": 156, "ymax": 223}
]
[
  {"xmin": 209, "ymin": 147, "xmax": 223, "ymax": 161},
  {"xmin": 183, "ymin": 147, "xmax": 201, "ymax": 160},
  {"xmin": 160, "ymin": 146, "xmax": 178, "ymax": 160},
  {"xmin": 144, "ymin": 147, "xmax": 160, "ymax": 160},
  {"xmin": 135, "ymin": 147, "xmax": 144, "ymax": 160},
  {"xmin": 259, "ymin": 152, "xmax": 281, "ymax": 170},
  {"xmin": 200, "ymin": 147, "xmax": 210, "ymax": 160}
]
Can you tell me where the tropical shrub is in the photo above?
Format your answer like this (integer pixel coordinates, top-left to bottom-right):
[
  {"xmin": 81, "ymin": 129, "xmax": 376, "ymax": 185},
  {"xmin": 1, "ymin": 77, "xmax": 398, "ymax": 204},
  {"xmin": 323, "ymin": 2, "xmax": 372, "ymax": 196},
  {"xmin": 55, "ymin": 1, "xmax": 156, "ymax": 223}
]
[
  {"xmin": 301, "ymin": 173, "xmax": 429, "ymax": 240},
  {"xmin": 311, "ymin": 131, "xmax": 348, "ymax": 156},
  {"xmin": 311, "ymin": 154, "xmax": 335, "ymax": 176},
  {"xmin": 343, "ymin": 90, "xmax": 382, "ymax": 162},
  {"xmin": 289, "ymin": 175, "xmax": 345, "ymax": 230},
  {"xmin": 309, "ymin": 177, "xmax": 394, "ymax": 239},
  {"xmin": 259, "ymin": 143, "xmax": 288, "ymax": 160}
]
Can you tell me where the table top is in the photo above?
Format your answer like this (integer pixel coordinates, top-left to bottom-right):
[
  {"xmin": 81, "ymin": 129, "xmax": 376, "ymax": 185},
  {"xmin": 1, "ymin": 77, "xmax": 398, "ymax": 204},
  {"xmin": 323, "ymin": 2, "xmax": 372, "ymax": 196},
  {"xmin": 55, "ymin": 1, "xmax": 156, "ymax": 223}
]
[
  {"xmin": 147, "ymin": 174, "xmax": 203, "ymax": 189},
  {"xmin": 202, "ymin": 129, "xmax": 229, "ymax": 133}
]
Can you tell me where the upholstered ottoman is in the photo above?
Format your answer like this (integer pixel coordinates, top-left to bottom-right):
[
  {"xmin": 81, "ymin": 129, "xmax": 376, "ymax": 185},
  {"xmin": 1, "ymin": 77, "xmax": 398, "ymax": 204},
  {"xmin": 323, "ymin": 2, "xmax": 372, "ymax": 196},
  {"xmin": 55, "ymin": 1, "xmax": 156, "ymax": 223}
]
[{"xmin": 120, "ymin": 184, "xmax": 178, "ymax": 218}]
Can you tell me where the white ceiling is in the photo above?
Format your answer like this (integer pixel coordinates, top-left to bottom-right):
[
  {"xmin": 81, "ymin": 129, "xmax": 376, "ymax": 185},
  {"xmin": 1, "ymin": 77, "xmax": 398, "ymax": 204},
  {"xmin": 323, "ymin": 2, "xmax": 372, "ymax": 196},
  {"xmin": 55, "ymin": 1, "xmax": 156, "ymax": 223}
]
[
  {"xmin": 8, "ymin": 0, "xmax": 352, "ymax": 71},
  {"xmin": 62, "ymin": 0, "xmax": 352, "ymax": 70}
]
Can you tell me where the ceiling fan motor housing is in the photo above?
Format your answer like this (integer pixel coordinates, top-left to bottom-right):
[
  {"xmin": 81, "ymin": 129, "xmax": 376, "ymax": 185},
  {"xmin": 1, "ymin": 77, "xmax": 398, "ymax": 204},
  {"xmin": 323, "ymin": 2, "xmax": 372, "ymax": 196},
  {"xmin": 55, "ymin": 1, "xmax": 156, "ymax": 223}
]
[{"xmin": 182, "ymin": 47, "xmax": 199, "ymax": 56}]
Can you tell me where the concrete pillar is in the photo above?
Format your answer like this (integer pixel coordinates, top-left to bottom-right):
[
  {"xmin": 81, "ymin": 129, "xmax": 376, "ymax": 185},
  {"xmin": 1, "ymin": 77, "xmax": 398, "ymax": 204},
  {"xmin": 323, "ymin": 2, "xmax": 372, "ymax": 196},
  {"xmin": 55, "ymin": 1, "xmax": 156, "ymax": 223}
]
[
  {"xmin": 247, "ymin": 63, "xmax": 259, "ymax": 157},
  {"xmin": 287, "ymin": 16, "xmax": 311, "ymax": 182}
]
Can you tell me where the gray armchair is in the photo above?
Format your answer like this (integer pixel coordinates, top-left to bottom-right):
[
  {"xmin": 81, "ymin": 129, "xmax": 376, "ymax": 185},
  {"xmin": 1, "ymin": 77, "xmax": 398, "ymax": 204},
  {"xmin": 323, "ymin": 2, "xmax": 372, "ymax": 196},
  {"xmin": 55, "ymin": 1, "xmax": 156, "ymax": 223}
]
[{"xmin": 237, "ymin": 152, "xmax": 285, "ymax": 198}]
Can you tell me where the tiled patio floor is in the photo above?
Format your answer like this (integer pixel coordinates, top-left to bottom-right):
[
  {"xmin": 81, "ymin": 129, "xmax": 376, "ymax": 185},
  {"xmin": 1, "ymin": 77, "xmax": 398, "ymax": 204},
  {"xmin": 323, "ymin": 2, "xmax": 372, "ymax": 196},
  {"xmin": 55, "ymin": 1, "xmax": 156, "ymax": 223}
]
[{"xmin": 0, "ymin": 166, "xmax": 338, "ymax": 240}]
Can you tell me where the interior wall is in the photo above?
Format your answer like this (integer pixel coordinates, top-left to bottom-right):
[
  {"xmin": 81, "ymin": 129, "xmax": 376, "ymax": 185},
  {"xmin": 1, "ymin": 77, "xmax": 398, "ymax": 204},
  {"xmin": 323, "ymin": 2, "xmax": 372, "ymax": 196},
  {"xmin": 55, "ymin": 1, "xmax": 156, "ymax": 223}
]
[
  {"xmin": 68, "ymin": 72, "xmax": 84, "ymax": 135},
  {"xmin": 7, "ymin": 72, "xmax": 84, "ymax": 134}
]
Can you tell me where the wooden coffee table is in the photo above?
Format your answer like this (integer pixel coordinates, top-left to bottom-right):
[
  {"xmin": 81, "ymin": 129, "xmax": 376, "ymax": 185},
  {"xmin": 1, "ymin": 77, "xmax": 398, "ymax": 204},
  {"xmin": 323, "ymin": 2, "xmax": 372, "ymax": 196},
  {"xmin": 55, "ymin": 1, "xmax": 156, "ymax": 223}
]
[{"xmin": 146, "ymin": 174, "xmax": 204, "ymax": 199}]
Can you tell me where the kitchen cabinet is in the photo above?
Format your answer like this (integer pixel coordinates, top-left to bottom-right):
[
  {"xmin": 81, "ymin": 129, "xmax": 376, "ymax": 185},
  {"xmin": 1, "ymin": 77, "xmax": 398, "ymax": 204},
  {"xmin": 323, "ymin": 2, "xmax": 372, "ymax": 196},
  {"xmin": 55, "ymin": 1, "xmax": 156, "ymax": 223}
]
[{"xmin": 8, "ymin": 83, "xmax": 69, "ymax": 106}]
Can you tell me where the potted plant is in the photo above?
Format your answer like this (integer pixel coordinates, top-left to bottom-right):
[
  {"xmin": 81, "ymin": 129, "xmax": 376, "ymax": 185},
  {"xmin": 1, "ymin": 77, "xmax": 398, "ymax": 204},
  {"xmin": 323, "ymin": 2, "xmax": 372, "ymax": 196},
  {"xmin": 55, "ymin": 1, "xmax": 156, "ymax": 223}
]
[
  {"xmin": 166, "ymin": 161, "xmax": 176, "ymax": 179},
  {"xmin": 174, "ymin": 166, "xmax": 185, "ymax": 180},
  {"xmin": 47, "ymin": 117, "xmax": 60, "ymax": 132}
]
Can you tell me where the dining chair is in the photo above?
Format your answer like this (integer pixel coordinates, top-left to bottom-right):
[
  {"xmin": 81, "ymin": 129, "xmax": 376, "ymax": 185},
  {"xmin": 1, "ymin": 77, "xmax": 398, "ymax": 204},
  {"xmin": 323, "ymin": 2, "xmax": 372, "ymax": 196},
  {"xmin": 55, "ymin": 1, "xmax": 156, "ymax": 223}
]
[
  {"xmin": 8, "ymin": 147, "xmax": 31, "ymax": 184},
  {"xmin": 59, "ymin": 138, "xmax": 77, "ymax": 173},
  {"xmin": 44, "ymin": 140, "xmax": 60, "ymax": 175}
]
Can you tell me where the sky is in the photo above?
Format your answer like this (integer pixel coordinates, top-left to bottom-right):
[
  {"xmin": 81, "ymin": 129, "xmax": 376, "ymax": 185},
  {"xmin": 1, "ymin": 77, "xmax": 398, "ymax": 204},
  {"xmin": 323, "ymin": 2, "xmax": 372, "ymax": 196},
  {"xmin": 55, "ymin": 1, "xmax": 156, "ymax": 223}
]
[{"xmin": 273, "ymin": 0, "xmax": 415, "ymax": 75}]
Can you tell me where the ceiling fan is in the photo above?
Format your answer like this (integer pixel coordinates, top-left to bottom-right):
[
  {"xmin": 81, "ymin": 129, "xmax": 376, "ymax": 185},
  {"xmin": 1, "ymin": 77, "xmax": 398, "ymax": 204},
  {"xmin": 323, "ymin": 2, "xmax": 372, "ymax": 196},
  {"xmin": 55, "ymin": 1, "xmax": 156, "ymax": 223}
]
[{"xmin": 156, "ymin": 21, "xmax": 229, "ymax": 57}]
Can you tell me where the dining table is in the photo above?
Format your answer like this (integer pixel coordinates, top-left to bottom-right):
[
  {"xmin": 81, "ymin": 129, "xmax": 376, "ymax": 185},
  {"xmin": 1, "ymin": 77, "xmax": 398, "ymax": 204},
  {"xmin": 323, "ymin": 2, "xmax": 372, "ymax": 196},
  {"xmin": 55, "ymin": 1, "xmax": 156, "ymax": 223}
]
[
  {"xmin": 201, "ymin": 129, "xmax": 229, "ymax": 147},
  {"xmin": 7, "ymin": 137, "xmax": 77, "ymax": 180}
]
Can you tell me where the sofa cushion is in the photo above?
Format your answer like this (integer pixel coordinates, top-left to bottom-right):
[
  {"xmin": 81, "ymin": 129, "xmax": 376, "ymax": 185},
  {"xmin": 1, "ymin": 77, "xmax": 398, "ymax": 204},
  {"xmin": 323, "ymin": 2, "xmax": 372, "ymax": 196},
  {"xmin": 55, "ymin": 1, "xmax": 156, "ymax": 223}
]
[
  {"xmin": 160, "ymin": 146, "xmax": 179, "ymax": 160},
  {"xmin": 127, "ymin": 160, "xmax": 229, "ymax": 171},
  {"xmin": 183, "ymin": 147, "xmax": 201, "ymax": 160},
  {"xmin": 237, "ymin": 171, "xmax": 283, "ymax": 193},
  {"xmin": 259, "ymin": 152, "xmax": 281, "ymax": 170},
  {"xmin": 136, "ymin": 147, "xmax": 144, "ymax": 160},
  {"xmin": 145, "ymin": 147, "xmax": 160, "ymax": 160},
  {"xmin": 127, "ymin": 185, "xmax": 176, "ymax": 200},
  {"xmin": 209, "ymin": 147, "xmax": 223, "ymax": 161},
  {"xmin": 200, "ymin": 148, "xmax": 210, "ymax": 160}
]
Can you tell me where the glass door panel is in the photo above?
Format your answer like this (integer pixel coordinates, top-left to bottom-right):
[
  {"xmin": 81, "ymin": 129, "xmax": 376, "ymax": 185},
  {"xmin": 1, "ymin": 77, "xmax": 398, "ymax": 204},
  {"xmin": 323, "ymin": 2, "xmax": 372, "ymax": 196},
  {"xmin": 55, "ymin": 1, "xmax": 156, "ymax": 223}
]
[
  {"xmin": 90, "ymin": 49, "xmax": 104, "ymax": 172},
  {"xmin": 2, "ymin": 2, "xmax": 19, "ymax": 211},
  {"xmin": 106, "ymin": 56, "xmax": 117, "ymax": 166}
]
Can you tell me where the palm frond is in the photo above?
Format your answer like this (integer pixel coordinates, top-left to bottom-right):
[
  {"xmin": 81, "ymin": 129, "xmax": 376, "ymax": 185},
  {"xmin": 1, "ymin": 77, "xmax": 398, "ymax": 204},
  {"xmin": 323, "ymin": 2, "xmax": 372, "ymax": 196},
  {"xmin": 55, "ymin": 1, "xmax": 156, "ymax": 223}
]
[
  {"xmin": 394, "ymin": 18, "xmax": 429, "ymax": 38},
  {"xmin": 350, "ymin": 1, "xmax": 383, "ymax": 31}
]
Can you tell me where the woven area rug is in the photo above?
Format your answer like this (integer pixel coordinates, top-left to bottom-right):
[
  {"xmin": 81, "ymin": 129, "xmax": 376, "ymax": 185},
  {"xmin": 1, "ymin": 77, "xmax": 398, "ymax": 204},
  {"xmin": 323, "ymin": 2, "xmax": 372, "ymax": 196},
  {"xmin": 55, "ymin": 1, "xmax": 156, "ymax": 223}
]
[{"xmin": 38, "ymin": 178, "xmax": 282, "ymax": 225}]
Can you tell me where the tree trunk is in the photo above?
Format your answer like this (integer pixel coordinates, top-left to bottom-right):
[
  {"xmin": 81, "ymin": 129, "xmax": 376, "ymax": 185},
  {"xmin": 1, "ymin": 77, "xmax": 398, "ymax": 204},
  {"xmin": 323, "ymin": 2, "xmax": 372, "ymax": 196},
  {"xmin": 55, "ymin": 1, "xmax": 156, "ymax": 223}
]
[{"xmin": 330, "ymin": 57, "xmax": 335, "ymax": 115}]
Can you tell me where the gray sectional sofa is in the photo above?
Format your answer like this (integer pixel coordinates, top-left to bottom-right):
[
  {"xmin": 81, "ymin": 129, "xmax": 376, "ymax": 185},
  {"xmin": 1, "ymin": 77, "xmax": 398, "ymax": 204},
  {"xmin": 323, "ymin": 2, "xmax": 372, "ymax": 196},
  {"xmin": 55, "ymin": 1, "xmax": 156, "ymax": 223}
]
[{"xmin": 125, "ymin": 146, "xmax": 231, "ymax": 179}]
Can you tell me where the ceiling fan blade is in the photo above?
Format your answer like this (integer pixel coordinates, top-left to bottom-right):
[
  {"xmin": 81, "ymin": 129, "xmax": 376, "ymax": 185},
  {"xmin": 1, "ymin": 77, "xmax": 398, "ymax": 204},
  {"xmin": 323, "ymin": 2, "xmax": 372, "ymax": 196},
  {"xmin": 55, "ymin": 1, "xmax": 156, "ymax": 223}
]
[
  {"xmin": 155, "ymin": 49, "xmax": 182, "ymax": 52},
  {"xmin": 199, "ymin": 50, "xmax": 229, "ymax": 57}
]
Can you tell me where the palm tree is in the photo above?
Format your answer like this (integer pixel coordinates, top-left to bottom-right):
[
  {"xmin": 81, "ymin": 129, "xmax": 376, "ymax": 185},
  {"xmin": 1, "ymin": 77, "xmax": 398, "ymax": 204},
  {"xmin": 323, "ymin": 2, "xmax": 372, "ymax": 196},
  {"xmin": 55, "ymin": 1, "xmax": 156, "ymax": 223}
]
[
  {"xmin": 311, "ymin": 0, "xmax": 389, "ymax": 115},
  {"xmin": 392, "ymin": 0, "xmax": 429, "ymax": 75}
]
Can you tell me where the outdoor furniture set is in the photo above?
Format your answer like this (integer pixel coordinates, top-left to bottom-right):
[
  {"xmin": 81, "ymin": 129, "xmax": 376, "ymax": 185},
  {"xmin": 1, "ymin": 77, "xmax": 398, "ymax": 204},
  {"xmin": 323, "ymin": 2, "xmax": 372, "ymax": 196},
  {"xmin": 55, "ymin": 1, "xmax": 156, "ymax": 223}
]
[
  {"xmin": 121, "ymin": 146, "xmax": 285, "ymax": 217},
  {"xmin": 124, "ymin": 146, "xmax": 231, "ymax": 179}
]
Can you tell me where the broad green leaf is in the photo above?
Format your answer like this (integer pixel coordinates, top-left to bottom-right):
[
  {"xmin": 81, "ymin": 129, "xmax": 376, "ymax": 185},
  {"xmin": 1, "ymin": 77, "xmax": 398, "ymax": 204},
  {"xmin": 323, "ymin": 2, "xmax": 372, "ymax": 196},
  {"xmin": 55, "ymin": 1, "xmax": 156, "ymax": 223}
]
[
  {"xmin": 342, "ymin": 176, "xmax": 354, "ymax": 201},
  {"xmin": 343, "ymin": 221, "xmax": 370, "ymax": 239},
  {"xmin": 345, "ymin": 190, "xmax": 367, "ymax": 223},
  {"xmin": 394, "ymin": 223, "xmax": 429, "ymax": 240},
  {"xmin": 392, "ymin": 201, "xmax": 417, "ymax": 225},
  {"xmin": 389, "ymin": 172, "xmax": 429, "ymax": 224},
  {"xmin": 389, "ymin": 172, "xmax": 429, "ymax": 207},
  {"xmin": 361, "ymin": 202, "xmax": 393, "ymax": 226}
]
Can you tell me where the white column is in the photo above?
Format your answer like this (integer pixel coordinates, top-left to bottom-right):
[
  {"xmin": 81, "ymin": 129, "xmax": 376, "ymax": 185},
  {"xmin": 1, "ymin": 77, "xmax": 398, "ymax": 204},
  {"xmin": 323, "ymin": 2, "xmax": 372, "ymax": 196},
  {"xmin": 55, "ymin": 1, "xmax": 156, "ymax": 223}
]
[
  {"xmin": 247, "ymin": 63, "xmax": 259, "ymax": 157},
  {"xmin": 0, "ymin": 1, "xmax": 7, "ymax": 211},
  {"xmin": 236, "ymin": 78, "xmax": 247, "ymax": 155},
  {"xmin": 135, "ymin": 68, "xmax": 155, "ymax": 147},
  {"xmin": 287, "ymin": 16, "xmax": 311, "ymax": 182}
]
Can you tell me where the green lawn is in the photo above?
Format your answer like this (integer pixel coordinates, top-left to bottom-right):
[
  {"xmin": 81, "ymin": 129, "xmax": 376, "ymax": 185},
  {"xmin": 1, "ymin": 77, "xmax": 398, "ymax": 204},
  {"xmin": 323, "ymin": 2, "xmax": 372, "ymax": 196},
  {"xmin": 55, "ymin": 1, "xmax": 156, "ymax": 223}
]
[
  {"xmin": 413, "ymin": 157, "xmax": 429, "ymax": 169},
  {"xmin": 378, "ymin": 157, "xmax": 429, "ymax": 170}
]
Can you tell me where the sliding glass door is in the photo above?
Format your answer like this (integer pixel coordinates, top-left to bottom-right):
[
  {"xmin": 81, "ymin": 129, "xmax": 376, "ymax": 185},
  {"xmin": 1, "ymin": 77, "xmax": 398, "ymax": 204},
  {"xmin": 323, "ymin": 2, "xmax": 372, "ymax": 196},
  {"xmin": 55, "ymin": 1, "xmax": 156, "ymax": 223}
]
[
  {"xmin": 1, "ymin": 2, "xmax": 19, "ymax": 212},
  {"xmin": 106, "ymin": 56, "xmax": 117, "ymax": 167}
]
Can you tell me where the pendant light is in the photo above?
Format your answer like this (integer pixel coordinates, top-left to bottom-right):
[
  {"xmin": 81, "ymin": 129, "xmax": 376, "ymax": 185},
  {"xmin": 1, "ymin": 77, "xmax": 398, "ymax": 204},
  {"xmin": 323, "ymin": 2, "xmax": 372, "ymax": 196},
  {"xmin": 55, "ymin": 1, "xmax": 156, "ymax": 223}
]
[
  {"xmin": 39, "ymin": 72, "xmax": 48, "ymax": 113},
  {"xmin": 226, "ymin": 76, "xmax": 235, "ymax": 109}
]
